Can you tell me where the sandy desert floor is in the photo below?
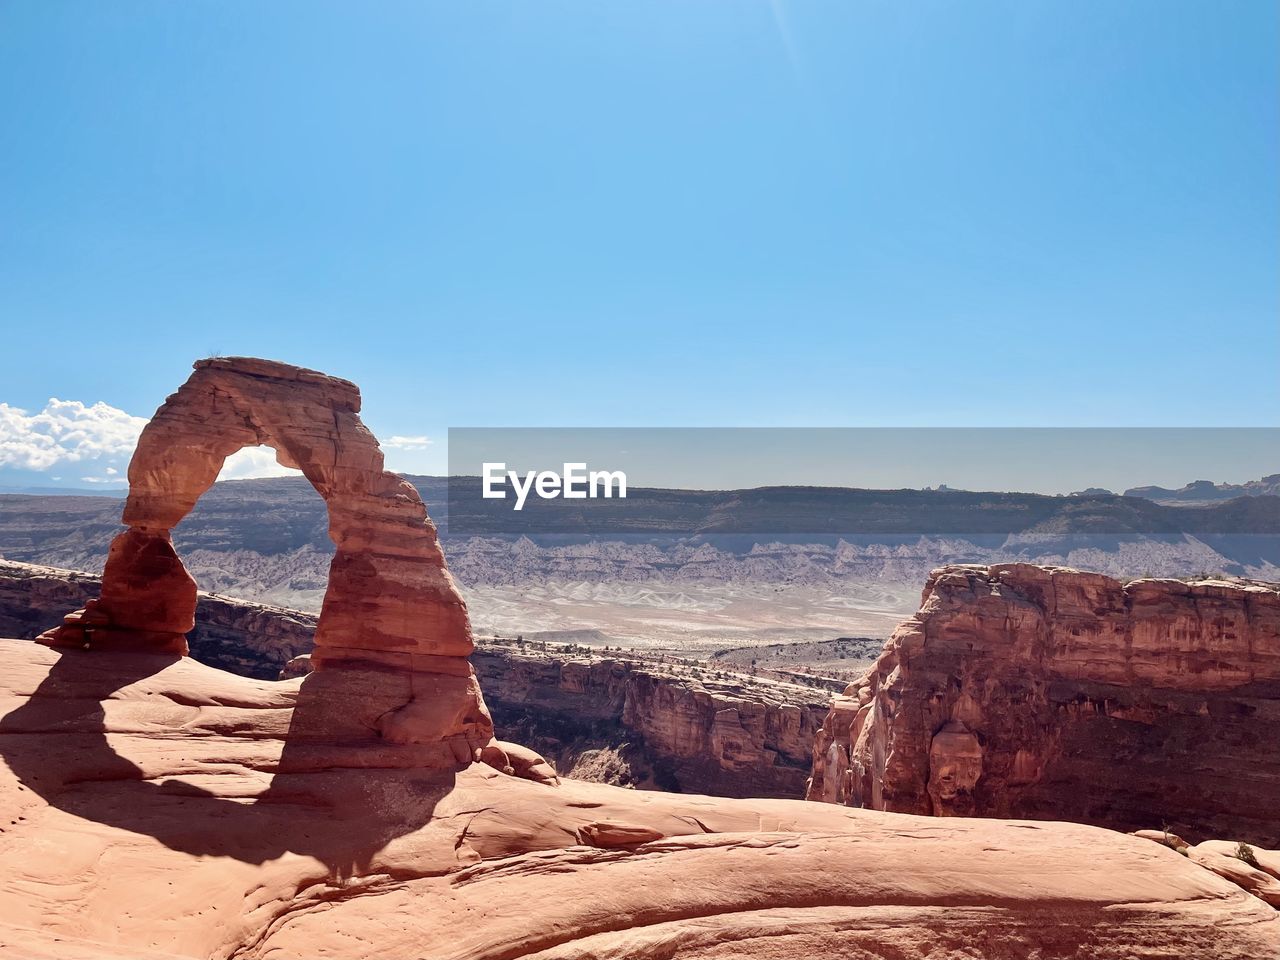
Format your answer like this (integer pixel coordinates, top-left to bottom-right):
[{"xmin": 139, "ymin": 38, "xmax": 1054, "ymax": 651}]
[{"xmin": 464, "ymin": 580, "xmax": 920, "ymax": 656}]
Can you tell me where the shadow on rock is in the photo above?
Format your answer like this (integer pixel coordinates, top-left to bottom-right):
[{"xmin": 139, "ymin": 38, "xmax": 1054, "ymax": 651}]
[{"xmin": 0, "ymin": 647, "xmax": 459, "ymax": 877}]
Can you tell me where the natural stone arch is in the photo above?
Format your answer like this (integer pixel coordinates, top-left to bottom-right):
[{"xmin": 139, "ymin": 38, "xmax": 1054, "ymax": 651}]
[{"xmin": 39, "ymin": 357, "xmax": 497, "ymax": 754}]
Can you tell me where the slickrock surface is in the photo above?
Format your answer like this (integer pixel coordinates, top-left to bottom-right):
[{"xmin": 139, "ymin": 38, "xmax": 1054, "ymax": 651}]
[
  {"xmin": 808, "ymin": 563, "xmax": 1280, "ymax": 845},
  {"xmin": 36, "ymin": 358, "xmax": 494, "ymax": 762},
  {"xmin": 2, "ymin": 639, "xmax": 1278, "ymax": 959},
  {"xmin": 1132, "ymin": 831, "xmax": 1280, "ymax": 907}
]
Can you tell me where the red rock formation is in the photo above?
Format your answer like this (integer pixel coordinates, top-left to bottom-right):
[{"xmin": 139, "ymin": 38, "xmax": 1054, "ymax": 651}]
[
  {"xmin": 36, "ymin": 358, "xmax": 495, "ymax": 760},
  {"xmin": 5, "ymin": 360, "xmax": 1277, "ymax": 955},
  {"xmin": 1133, "ymin": 830, "xmax": 1280, "ymax": 907},
  {"xmin": 1, "ymin": 638, "xmax": 1277, "ymax": 958},
  {"xmin": 808, "ymin": 563, "xmax": 1280, "ymax": 845}
]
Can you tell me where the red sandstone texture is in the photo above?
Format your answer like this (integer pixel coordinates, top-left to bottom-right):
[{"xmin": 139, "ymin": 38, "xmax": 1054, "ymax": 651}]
[
  {"xmin": 1, "ymin": 559, "xmax": 314, "ymax": 678},
  {"xmin": 37, "ymin": 358, "xmax": 497, "ymax": 765},
  {"xmin": 1, "ymin": 640, "xmax": 1277, "ymax": 959},
  {"xmin": 808, "ymin": 563, "xmax": 1280, "ymax": 845}
]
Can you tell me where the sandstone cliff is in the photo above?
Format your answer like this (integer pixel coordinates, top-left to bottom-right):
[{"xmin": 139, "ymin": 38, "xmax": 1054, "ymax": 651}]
[
  {"xmin": 473, "ymin": 644, "xmax": 829, "ymax": 798},
  {"xmin": 808, "ymin": 563, "xmax": 1280, "ymax": 845}
]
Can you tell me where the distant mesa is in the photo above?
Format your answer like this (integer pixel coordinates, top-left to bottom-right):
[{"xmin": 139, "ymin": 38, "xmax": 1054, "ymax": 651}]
[
  {"xmin": 0, "ymin": 484, "xmax": 128, "ymax": 497},
  {"xmin": 1125, "ymin": 474, "xmax": 1280, "ymax": 504}
]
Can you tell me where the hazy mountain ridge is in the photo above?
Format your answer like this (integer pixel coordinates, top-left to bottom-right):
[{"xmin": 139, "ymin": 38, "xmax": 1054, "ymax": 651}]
[
  {"xmin": 2, "ymin": 478, "xmax": 1277, "ymax": 649},
  {"xmin": 1125, "ymin": 473, "xmax": 1280, "ymax": 504}
]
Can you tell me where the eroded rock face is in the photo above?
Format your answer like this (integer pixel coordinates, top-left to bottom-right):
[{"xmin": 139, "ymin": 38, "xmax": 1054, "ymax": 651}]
[
  {"xmin": 807, "ymin": 564, "xmax": 1280, "ymax": 845},
  {"xmin": 36, "ymin": 358, "xmax": 494, "ymax": 757},
  {"xmin": 474, "ymin": 644, "xmax": 830, "ymax": 797},
  {"xmin": 926, "ymin": 719, "xmax": 983, "ymax": 816}
]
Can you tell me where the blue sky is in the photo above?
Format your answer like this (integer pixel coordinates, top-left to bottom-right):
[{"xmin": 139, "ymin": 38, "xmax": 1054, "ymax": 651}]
[{"xmin": 1, "ymin": 1, "xmax": 1276, "ymax": 487}]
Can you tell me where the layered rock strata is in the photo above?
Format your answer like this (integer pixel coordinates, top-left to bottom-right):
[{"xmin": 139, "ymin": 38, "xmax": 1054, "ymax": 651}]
[
  {"xmin": 808, "ymin": 564, "xmax": 1280, "ymax": 845},
  {"xmin": 474, "ymin": 645, "xmax": 829, "ymax": 797}
]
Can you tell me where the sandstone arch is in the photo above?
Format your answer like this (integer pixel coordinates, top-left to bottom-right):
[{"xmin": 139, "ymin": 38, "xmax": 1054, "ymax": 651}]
[{"xmin": 40, "ymin": 357, "xmax": 494, "ymax": 753}]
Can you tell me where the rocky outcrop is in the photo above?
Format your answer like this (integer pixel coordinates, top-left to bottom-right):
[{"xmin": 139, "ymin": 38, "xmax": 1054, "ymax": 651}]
[
  {"xmin": 2, "ymin": 638, "xmax": 1277, "ymax": 959},
  {"xmin": 473, "ymin": 644, "xmax": 829, "ymax": 797},
  {"xmin": 808, "ymin": 563, "xmax": 1280, "ymax": 845},
  {"xmin": 1133, "ymin": 830, "xmax": 1280, "ymax": 907},
  {"xmin": 36, "ymin": 358, "xmax": 494, "ymax": 761},
  {"xmin": 1126, "ymin": 474, "xmax": 1280, "ymax": 503}
]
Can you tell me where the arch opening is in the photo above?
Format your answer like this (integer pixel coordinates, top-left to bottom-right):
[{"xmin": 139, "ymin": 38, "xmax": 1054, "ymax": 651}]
[{"xmin": 174, "ymin": 443, "xmax": 328, "ymax": 612}]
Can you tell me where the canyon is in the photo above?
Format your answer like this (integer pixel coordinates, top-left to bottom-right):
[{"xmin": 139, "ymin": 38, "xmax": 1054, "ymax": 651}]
[
  {"xmin": 1, "ymin": 357, "xmax": 1277, "ymax": 958},
  {"xmin": 3, "ymin": 474, "xmax": 1279, "ymax": 657},
  {"xmin": 1, "ymin": 560, "xmax": 315, "ymax": 679},
  {"xmin": 1, "ymin": 558, "xmax": 829, "ymax": 799},
  {"xmin": 808, "ymin": 563, "xmax": 1280, "ymax": 846}
]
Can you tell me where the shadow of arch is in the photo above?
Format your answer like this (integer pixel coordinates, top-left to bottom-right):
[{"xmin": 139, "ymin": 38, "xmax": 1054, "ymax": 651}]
[{"xmin": 0, "ymin": 646, "xmax": 458, "ymax": 873}]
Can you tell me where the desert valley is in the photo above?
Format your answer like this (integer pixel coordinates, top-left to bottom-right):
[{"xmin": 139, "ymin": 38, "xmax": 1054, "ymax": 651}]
[{"xmin": 0, "ymin": 358, "xmax": 1277, "ymax": 958}]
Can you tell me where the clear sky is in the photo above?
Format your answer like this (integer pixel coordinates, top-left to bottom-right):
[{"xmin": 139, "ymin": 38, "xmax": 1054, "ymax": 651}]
[{"xmin": 1, "ymin": 1, "xmax": 1276, "ymax": 488}]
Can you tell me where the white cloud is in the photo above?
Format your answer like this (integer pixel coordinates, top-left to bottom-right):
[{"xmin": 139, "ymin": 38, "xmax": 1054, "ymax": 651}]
[
  {"xmin": 217, "ymin": 446, "xmax": 303, "ymax": 481},
  {"xmin": 1, "ymin": 399, "xmax": 404, "ymax": 485},
  {"xmin": 0, "ymin": 399, "xmax": 147, "ymax": 470},
  {"xmin": 384, "ymin": 435, "xmax": 432, "ymax": 450}
]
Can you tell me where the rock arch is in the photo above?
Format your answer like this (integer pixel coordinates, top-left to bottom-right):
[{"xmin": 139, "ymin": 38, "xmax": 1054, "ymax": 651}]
[{"xmin": 39, "ymin": 357, "xmax": 495, "ymax": 753}]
